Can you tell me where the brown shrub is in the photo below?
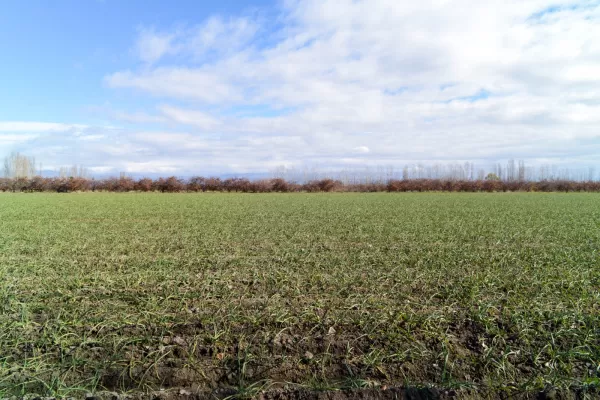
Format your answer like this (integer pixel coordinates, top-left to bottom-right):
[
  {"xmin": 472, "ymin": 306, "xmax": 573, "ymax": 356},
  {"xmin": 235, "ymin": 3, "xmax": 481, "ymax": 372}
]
[
  {"xmin": 204, "ymin": 177, "xmax": 223, "ymax": 192},
  {"xmin": 249, "ymin": 179, "xmax": 273, "ymax": 193},
  {"xmin": 155, "ymin": 176, "xmax": 185, "ymax": 193},
  {"xmin": 23, "ymin": 176, "xmax": 47, "ymax": 192},
  {"xmin": 302, "ymin": 180, "xmax": 321, "ymax": 192},
  {"xmin": 66, "ymin": 177, "xmax": 91, "ymax": 192},
  {"xmin": 50, "ymin": 178, "xmax": 70, "ymax": 193},
  {"xmin": 0, "ymin": 176, "xmax": 598, "ymax": 193},
  {"xmin": 135, "ymin": 178, "xmax": 153, "ymax": 192},
  {"xmin": 0, "ymin": 178, "xmax": 10, "ymax": 192},
  {"xmin": 482, "ymin": 179, "xmax": 501, "ymax": 192},
  {"xmin": 223, "ymin": 178, "xmax": 250, "ymax": 192},
  {"xmin": 115, "ymin": 177, "xmax": 135, "ymax": 192},
  {"xmin": 187, "ymin": 176, "xmax": 205, "ymax": 192},
  {"xmin": 386, "ymin": 180, "xmax": 404, "ymax": 192},
  {"xmin": 271, "ymin": 178, "xmax": 290, "ymax": 192}
]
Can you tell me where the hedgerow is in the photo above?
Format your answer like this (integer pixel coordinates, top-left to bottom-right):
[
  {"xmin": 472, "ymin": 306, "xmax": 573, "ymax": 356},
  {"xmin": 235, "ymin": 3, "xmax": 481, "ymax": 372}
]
[{"xmin": 1, "ymin": 176, "xmax": 600, "ymax": 193}]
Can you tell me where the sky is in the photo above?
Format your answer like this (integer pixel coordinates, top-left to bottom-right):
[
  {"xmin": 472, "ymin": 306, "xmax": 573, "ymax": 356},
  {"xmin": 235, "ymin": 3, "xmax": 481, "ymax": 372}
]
[{"xmin": 1, "ymin": 0, "xmax": 600, "ymax": 177}]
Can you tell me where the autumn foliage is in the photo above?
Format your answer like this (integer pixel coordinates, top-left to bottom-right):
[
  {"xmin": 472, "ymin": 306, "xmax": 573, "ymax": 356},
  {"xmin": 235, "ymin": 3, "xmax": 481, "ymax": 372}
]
[{"xmin": 1, "ymin": 176, "xmax": 600, "ymax": 193}]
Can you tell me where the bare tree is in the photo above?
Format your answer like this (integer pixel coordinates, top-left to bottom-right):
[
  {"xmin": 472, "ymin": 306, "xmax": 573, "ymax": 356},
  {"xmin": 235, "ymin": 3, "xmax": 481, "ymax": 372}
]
[
  {"xmin": 507, "ymin": 159, "xmax": 516, "ymax": 181},
  {"xmin": 59, "ymin": 165, "xmax": 89, "ymax": 178},
  {"xmin": 518, "ymin": 160, "xmax": 526, "ymax": 181},
  {"xmin": 3, "ymin": 152, "xmax": 37, "ymax": 178},
  {"xmin": 588, "ymin": 167, "xmax": 596, "ymax": 182},
  {"xmin": 402, "ymin": 165, "xmax": 409, "ymax": 180},
  {"xmin": 477, "ymin": 168, "xmax": 485, "ymax": 180}
]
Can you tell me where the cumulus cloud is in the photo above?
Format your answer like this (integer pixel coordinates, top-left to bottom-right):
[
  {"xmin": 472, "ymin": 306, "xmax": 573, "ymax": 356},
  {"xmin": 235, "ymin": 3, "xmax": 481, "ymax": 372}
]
[
  {"xmin": 7, "ymin": 0, "xmax": 600, "ymax": 176},
  {"xmin": 131, "ymin": 15, "xmax": 259, "ymax": 65},
  {"xmin": 158, "ymin": 105, "xmax": 220, "ymax": 130},
  {"xmin": 0, "ymin": 122, "xmax": 88, "ymax": 158},
  {"xmin": 101, "ymin": 0, "xmax": 600, "ymax": 173}
]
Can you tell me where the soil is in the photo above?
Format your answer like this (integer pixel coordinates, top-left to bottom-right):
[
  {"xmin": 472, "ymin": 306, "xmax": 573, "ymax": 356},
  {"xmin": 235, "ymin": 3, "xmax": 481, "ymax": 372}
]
[
  {"xmin": 55, "ymin": 386, "xmax": 590, "ymax": 400},
  {"xmin": 9, "ymin": 319, "xmax": 594, "ymax": 400}
]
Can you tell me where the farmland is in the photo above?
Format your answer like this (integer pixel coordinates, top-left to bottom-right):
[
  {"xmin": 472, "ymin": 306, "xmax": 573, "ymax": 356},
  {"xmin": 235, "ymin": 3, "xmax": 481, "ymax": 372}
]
[{"xmin": 0, "ymin": 193, "xmax": 599, "ymax": 399}]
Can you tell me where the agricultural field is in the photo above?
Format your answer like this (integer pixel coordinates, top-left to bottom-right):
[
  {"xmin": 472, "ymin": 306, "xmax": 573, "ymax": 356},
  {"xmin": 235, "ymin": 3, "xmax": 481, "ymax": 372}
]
[{"xmin": 0, "ymin": 193, "xmax": 599, "ymax": 399}]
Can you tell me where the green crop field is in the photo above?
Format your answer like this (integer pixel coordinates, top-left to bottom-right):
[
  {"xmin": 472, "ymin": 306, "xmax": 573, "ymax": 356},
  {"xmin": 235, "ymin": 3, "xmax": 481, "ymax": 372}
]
[{"xmin": 0, "ymin": 193, "xmax": 599, "ymax": 399}]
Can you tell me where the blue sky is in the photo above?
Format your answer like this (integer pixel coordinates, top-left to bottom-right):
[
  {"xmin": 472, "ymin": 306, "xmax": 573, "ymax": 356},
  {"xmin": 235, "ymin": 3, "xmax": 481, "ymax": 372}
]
[
  {"xmin": 0, "ymin": 0, "xmax": 273, "ymax": 122},
  {"xmin": 1, "ymin": 0, "xmax": 600, "ymax": 176}
]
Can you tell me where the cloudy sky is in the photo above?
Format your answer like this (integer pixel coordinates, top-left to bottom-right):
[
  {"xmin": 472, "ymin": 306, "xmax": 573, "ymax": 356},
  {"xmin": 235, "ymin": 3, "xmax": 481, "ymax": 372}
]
[{"xmin": 1, "ymin": 0, "xmax": 599, "ymax": 176}]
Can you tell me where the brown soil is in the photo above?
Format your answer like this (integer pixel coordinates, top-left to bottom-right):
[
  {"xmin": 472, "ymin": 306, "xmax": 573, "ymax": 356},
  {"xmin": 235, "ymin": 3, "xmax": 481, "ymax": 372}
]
[
  {"xmin": 76, "ymin": 386, "xmax": 590, "ymax": 400},
  {"xmin": 10, "ymin": 317, "xmax": 593, "ymax": 400}
]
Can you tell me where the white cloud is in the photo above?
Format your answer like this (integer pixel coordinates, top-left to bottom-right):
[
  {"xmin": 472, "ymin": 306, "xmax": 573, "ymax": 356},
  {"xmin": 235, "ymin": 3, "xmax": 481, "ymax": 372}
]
[
  {"xmin": 188, "ymin": 16, "xmax": 260, "ymax": 58},
  {"xmin": 122, "ymin": 161, "xmax": 179, "ymax": 174},
  {"xmin": 106, "ymin": 68, "xmax": 243, "ymax": 103},
  {"xmin": 564, "ymin": 64, "xmax": 600, "ymax": 82},
  {"xmin": 8, "ymin": 1, "xmax": 600, "ymax": 176},
  {"xmin": 158, "ymin": 105, "xmax": 220, "ymax": 129},
  {"xmin": 74, "ymin": 134, "xmax": 105, "ymax": 142},
  {"xmin": 0, "ymin": 134, "xmax": 39, "ymax": 144},
  {"xmin": 88, "ymin": 166, "xmax": 114, "ymax": 174},
  {"xmin": 0, "ymin": 122, "xmax": 87, "ymax": 132},
  {"xmin": 135, "ymin": 28, "xmax": 178, "ymax": 64},
  {"xmin": 354, "ymin": 146, "xmax": 370, "ymax": 154},
  {"xmin": 104, "ymin": 0, "xmax": 600, "ymax": 170},
  {"xmin": 111, "ymin": 110, "xmax": 167, "ymax": 124},
  {"xmin": 131, "ymin": 16, "xmax": 259, "ymax": 65}
]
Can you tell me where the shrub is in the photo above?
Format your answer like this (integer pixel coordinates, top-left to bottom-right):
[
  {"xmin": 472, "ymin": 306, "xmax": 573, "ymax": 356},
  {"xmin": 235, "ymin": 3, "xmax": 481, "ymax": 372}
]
[
  {"xmin": 321, "ymin": 179, "xmax": 342, "ymax": 192},
  {"xmin": 0, "ymin": 178, "xmax": 10, "ymax": 192},
  {"xmin": 116, "ymin": 177, "xmax": 135, "ymax": 192},
  {"xmin": 155, "ymin": 177, "xmax": 185, "ymax": 193},
  {"xmin": 485, "ymin": 173, "xmax": 501, "ymax": 181},
  {"xmin": 223, "ymin": 178, "xmax": 250, "ymax": 192},
  {"xmin": 28, "ymin": 176, "xmax": 52, "ymax": 192},
  {"xmin": 187, "ymin": 176, "xmax": 205, "ymax": 192},
  {"xmin": 482, "ymin": 179, "xmax": 501, "ymax": 192},
  {"xmin": 0, "ymin": 176, "xmax": 598, "ymax": 193},
  {"xmin": 271, "ymin": 178, "xmax": 290, "ymax": 192},
  {"xmin": 68, "ymin": 177, "xmax": 92, "ymax": 192},
  {"xmin": 249, "ymin": 180, "xmax": 273, "ymax": 193},
  {"xmin": 204, "ymin": 177, "xmax": 223, "ymax": 192},
  {"xmin": 302, "ymin": 180, "xmax": 321, "ymax": 192},
  {"xmin": 135, "ymin": 178, "xmax": 154, "ymax": 192},
  {"xmin": 52, "ymin": 178, "xmax": 70, "ymax": 193}
]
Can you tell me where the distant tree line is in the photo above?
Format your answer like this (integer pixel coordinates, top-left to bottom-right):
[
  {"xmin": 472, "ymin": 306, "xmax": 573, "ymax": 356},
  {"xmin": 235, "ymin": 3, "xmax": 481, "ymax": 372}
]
[
  {"xmin": 1, "ymin": 176, "xmax": 600, "ymax": 193},
  {"xmin": 271, "ymin": 160, "xmax": 597, "ymax": 183},
  {"xmin": 2, "ymin": 153, "xmax": 599, "ymax": 193},
  {"xmin": 2, "ymin": 152, "xmax": 89, "ymax": 179}
]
